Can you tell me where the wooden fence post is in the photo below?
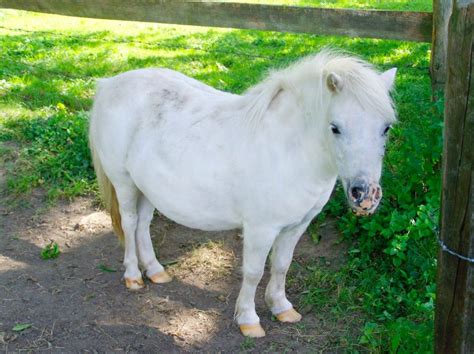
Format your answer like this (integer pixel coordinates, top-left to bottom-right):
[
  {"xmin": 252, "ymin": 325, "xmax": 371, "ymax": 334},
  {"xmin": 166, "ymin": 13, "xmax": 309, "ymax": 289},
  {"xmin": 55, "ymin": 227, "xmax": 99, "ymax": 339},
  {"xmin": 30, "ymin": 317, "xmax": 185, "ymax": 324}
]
[
  {"xmin": 430, "ymin": 0, "xmax": 452, "ymax": 95},
  {"xmin": 435, "ymin": 1, "xmax": 473, "ymax": 353}
]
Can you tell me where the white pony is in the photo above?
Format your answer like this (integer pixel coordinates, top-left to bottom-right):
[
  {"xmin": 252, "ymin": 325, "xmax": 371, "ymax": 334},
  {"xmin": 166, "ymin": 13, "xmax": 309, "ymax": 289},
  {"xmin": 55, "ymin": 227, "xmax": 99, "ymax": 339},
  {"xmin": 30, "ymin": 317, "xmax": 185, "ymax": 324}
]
[{"xmin": 89, "ymin": 50, "xmax": 396, "ymax": 338}]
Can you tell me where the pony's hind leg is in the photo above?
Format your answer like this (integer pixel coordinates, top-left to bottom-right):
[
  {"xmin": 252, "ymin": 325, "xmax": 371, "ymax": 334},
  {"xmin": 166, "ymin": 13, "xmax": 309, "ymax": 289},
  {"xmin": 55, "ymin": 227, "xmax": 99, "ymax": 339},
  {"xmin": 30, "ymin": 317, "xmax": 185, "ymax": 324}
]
[
  {"xmin": 114, "ymin": 182, "xmax": 144, "ymax": 290},
  {"xmin": 136, "ymin": 194, "xmax": 172, "ymax": 284},
  {"xmin": 264, "ymin": 221, "xmax": 310, "ymax": 323}
]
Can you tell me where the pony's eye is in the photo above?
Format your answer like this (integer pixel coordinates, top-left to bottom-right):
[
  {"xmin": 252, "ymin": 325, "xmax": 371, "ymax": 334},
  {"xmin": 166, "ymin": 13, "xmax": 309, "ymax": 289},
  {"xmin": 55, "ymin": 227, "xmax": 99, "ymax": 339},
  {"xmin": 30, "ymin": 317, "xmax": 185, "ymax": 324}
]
[
  {"xmin": 383, "ymin": 125, "xmax": 392, "ymax": 136},
  {"xmin": 331, "ymin": 124, "xmax": 341, "ymax": 135}
]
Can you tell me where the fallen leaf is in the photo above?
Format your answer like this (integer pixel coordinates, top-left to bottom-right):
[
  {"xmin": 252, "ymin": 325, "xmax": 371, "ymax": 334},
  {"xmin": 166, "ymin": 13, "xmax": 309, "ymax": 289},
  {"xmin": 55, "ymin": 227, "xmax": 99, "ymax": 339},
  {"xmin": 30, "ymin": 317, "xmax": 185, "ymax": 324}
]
[
  {"xmin": 12, "ymin": 323, "xmax": 32, "ymax": 332},
  {"xmin": 97, "ymin": 264, "xmax": 117, "ymax": 272}
]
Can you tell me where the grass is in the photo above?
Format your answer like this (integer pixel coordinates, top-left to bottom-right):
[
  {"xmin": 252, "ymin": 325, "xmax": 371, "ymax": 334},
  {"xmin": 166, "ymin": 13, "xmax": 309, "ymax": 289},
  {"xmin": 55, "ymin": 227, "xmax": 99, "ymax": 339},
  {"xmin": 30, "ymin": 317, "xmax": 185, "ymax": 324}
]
[
  {"xmin": 240, "ymin": 337, "xmax": 256, "ymax": 350},
  {"xmin": 0, "ymin": 8, "xmax": 431, "ymax": 198},
  {"xmin": 0, "ymin": 1, "xmax": 439, "ymax": 351},
  {"xmin": 217, "ymin": 0, "xmax": 432, "ymax": 11}
]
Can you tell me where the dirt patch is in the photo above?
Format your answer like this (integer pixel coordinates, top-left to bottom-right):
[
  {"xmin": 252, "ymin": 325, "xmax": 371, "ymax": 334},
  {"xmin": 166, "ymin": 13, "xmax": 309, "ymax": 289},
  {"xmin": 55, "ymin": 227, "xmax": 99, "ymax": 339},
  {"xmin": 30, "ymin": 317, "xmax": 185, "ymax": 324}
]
[{"xmin": 0, "ymin": 189, "xmax": 362, "ymax": 352}]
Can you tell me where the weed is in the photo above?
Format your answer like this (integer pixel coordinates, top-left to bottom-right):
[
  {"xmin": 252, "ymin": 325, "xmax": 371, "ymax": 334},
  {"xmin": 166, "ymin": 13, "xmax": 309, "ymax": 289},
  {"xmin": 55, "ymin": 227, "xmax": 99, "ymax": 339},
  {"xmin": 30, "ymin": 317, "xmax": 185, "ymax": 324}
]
[
  {"xmin": 239, "ymin": 337, "xmax": 256, "ymax": 350},
  {"xmin": 359, "ymin": 319, "xmax": 433, "ymax": 352},
  {"xmin": 40, "ymin": 241, "xmax": 60, "ymax": 260},
  {"xmin": 307, "ymin": 219, "xmax": 322, "ymax": 245}
]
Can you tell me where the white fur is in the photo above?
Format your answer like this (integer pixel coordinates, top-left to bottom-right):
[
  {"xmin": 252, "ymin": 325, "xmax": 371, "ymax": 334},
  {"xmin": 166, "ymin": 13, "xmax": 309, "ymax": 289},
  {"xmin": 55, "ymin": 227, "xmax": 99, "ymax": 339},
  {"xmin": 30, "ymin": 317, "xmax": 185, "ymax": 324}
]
[{"xmin": 89, "ymin": 50, "xmax": 396, "ymax": 328}]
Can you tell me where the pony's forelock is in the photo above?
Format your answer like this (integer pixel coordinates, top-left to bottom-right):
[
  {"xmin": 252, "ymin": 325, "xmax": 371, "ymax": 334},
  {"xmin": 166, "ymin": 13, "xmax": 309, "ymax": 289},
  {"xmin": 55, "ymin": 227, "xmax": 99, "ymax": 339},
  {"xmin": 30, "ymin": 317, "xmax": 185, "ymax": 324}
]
[{"xmin": 322, "ymin": 54, "xmax": 397, "ymax": 123}]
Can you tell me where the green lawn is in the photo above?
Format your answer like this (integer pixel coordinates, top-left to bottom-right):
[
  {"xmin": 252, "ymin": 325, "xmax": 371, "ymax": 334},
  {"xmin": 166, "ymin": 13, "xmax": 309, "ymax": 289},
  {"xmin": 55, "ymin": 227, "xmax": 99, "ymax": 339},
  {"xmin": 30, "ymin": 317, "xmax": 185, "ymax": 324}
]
[
  {"xmin": 218, "ymin": 0, "xmax": 432, "ymax": 11},
  {"xmin": 0, "ymin": 2, "xmax": 439, "ymax": 351}
]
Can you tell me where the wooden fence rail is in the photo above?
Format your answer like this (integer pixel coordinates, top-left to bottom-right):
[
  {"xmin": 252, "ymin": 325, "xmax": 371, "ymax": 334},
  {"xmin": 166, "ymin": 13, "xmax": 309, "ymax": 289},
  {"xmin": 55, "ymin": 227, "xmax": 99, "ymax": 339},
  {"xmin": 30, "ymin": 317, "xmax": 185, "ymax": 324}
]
[{"xmin": 0, "ymin": 0, "xmax": 432, "ymax": 42}]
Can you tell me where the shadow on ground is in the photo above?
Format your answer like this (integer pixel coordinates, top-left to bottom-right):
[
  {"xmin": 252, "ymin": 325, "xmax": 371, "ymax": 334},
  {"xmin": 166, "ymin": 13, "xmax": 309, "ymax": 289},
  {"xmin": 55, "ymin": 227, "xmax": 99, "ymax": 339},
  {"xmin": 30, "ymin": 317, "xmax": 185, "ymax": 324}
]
[{"xmin": 0, "ymin": 190, "xmax": 359, "ymax": 352}]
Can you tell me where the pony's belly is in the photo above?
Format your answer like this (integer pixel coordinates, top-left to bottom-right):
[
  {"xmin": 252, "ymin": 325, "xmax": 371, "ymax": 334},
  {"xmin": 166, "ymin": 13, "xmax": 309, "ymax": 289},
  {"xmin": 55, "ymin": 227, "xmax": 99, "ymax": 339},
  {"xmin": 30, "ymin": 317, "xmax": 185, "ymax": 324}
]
[
  {"xmin": 133, "ymin": 174, "xmax": 241, "ymax": 232},
  {"xmin": 157, "ymin": 207, "xmax": 240, "ymax": 232},
  {"xmin": 149, "ymin": 195, "xmax": 241, "ymax": 231}
]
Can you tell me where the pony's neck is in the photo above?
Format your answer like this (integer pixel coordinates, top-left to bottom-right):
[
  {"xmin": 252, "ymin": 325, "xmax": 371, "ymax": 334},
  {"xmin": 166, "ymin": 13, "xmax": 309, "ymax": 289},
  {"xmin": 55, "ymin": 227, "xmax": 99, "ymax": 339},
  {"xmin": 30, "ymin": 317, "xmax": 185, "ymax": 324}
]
[
  {"xmin": 241, "ymin": 60, "xmax": 331, "ymax": 134},
  {"xmin": 241, "ymin": 57, "xmax": 332, "ymax": 127},
  {"xmin": 237, "ymin": 64, "xmax": 337, "ymax": 181}
]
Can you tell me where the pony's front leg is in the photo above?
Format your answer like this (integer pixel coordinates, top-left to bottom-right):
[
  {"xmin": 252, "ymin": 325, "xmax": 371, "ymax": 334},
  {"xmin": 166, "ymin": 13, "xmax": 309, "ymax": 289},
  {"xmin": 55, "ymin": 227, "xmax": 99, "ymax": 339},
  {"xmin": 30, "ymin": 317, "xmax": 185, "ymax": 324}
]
[
  {"xmin": 265, "ymin": 221, "xmax": 310, "ymax": 323},
  {"xmin": 235, "ymin": 226, "xmax": 276, "ymax": 338}
]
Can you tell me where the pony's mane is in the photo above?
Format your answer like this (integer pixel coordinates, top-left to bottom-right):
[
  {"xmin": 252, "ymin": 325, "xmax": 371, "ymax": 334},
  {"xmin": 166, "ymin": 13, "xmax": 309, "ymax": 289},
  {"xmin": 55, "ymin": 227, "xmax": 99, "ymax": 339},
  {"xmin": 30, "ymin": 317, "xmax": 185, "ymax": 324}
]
[{"xmin": 243, "ymin": 50, "xmax": 396, "ymax": 124}]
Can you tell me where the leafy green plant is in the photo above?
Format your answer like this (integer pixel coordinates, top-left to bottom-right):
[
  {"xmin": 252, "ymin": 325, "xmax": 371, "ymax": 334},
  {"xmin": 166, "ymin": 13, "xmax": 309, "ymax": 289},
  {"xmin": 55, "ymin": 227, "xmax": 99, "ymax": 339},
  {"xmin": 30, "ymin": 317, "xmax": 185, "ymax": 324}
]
[
  {"xmin": 2, "ymin": 106, "xmax": 95, "ymax": 199},
  {"xmin": 360, "ymin": 318, "xmax": 433, "ymax": 353},
  {"xmin": 12, "ymin": 323, "xmax": 32, "ymax": 332},
  {"xmin": 40, "ymin": 241, "xmax": 60, "ymax": 260}
]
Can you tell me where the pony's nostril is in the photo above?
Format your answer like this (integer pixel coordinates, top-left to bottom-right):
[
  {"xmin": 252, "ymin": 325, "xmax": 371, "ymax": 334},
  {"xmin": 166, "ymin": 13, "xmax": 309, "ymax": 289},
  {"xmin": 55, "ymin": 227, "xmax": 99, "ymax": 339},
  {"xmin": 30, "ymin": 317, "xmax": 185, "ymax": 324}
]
[{"xmin": 350, "ymin": 186, "xmax": 364, "ymax": 201}]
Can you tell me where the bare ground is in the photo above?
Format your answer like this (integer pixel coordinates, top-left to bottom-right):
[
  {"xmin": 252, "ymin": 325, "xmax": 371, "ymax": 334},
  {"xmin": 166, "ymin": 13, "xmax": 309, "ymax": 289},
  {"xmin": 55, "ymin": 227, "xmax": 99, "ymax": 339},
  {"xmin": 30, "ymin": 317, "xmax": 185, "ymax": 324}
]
[{"xmin": 0, "ymin": 187, "xmax": 363, "ymax": 352}]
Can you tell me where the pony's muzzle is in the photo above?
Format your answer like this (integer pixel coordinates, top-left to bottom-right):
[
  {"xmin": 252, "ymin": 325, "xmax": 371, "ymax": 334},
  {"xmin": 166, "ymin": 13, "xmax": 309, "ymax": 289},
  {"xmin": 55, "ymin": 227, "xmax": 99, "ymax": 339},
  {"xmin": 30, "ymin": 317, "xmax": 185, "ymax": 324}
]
[{"xmin": 347, "ymin": 180, "xmax": 382, "ymax": 216}]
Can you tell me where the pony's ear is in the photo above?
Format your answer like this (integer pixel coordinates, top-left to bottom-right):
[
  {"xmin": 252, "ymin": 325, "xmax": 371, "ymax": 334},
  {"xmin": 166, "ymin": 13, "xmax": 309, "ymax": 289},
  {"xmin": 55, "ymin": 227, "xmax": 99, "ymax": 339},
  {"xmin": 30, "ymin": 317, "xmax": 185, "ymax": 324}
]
[
  {"xmin": 326, "ymin": 72, "xmax": 343, "ymax": 93},
  {"xmin": 380, "ymin": 68, "xmax": 397, "ymax": 91}
]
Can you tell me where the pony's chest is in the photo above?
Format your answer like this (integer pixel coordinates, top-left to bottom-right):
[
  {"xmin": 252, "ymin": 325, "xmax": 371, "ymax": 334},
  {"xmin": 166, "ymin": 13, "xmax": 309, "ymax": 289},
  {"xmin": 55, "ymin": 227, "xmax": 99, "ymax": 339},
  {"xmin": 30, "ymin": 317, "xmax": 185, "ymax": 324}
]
[
  {"xmin": 280, "ymin": 199, "xmax": 325, "ymax": 233},
  {"xmin": 284, "ymin": 179, "xmax": 336, "ymax": 224},
  {"xmin": 244, "ymin": 175, "xmax": 336, "ymax": 229}
]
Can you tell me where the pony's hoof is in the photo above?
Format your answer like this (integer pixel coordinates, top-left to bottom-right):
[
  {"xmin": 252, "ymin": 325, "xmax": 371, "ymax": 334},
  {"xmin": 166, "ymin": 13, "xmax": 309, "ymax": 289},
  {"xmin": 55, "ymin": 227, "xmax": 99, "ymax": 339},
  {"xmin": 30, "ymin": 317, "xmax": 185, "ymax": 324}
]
[
  {"xmin": 239, "ymin": 323, "xmax": 266, "ymax": 338},
  {"xmin": 276, "ymin": 308, "xmax": 302, "ymax": 323},
  {"xmin": 125, "ymin": 277, "xmax": 145, "ymax": 290},
  {"xmin": 148, "ymin": 270, "xmax": 172, "ymax": 284}
]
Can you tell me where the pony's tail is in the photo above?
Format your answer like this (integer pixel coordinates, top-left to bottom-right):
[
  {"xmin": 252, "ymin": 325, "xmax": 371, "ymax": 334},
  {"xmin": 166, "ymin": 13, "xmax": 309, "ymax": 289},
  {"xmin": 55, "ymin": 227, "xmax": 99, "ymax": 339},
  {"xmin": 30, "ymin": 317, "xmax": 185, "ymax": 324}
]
[{"xmin": 89, "ymin": 136, "xmax": 125, "ymax": 245}]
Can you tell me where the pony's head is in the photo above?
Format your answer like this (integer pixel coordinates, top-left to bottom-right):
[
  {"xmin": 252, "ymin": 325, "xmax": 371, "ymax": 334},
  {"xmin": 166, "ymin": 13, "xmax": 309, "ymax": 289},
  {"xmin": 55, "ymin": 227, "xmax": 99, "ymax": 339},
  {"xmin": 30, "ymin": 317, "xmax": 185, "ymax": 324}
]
[{"xmin": 323, "ymin": 58, "xmax": 396, "ymax": 215}]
